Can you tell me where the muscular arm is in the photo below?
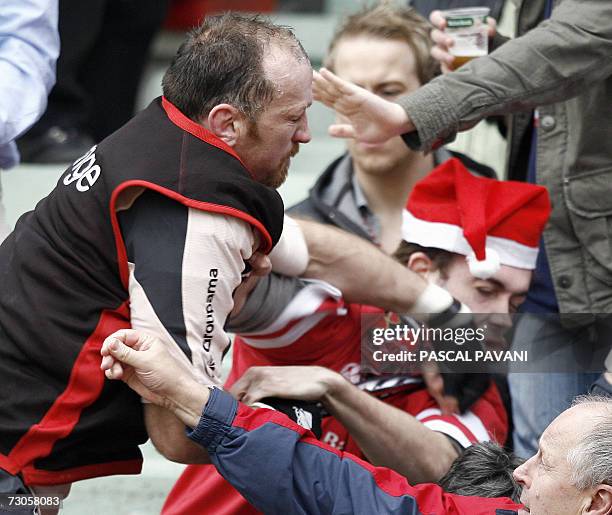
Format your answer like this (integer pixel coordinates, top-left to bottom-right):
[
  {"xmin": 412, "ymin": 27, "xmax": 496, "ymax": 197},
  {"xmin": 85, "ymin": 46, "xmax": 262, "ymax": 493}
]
[
  {"xmin": 144, "ymin": 404, "xmax": 210, "ymax": 463},
  {"xmin": 231, "ymin": 366, "xmax": 459, "ymax": 483},
  {"xmin": 322, "ymin": 373, "xmax": 459, "ymax": 483},
  {"xmin": 295, "ymin": 219, "xmax": 430, "ymax": 313}
]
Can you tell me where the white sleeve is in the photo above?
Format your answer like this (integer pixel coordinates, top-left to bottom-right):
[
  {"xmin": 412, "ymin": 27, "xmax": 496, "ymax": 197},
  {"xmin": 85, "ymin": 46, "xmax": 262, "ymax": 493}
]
[
  {"xmin": 268, "ymin": 215, "xmax": 309, "ymax": 276},
  {"xmin": 123, "ymin": 200, "xmax": 254, "ymax": 386}
]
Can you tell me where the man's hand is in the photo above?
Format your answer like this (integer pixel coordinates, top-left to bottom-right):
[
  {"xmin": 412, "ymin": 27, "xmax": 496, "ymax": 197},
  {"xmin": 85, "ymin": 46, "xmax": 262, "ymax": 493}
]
[
  {"xmin": 100, "ymin": 329, "xmax": 199, "ymax": 409},
  {"xmin": 230, "ymin": 365, "xmax": 342, "ymax": 406},
  {"xmin": 429, "ymin": 10, "xmax": 497, "ymax": 73},
  {"xmin": 313, "ymin": 68, "xmax": 414, "ymax": 143}
]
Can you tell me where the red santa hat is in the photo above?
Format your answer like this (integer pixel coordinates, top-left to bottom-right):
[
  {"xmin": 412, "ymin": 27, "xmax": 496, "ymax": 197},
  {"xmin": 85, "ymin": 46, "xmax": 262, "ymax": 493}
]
[{"xmin": 402, "ymin": 158, "xmax": 551, "ymax": 279}]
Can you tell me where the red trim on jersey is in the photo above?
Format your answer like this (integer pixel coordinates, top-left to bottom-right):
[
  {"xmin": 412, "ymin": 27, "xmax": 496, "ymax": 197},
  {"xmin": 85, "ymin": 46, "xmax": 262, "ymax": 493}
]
[
  {"xmin": 3, "ymin": 303, "xmax": 131, "ymax": 480},
  {"xmin": 21, "ymin": 458, "xmax": 142, "ymax": 486},
  {"xmin": 109, "ymin": 180, "xmax": 274, "ymax": 288},
  {"xmin": 161, "ymin": 96, "xmax": 250, "ymax": 174}
]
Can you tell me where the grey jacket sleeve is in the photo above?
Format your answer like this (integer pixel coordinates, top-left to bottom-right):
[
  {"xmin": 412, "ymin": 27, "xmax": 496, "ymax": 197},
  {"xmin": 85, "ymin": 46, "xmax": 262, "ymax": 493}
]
[{"xmin": 398, "ymin": 0, "xmax": 612, "ymax": 150}]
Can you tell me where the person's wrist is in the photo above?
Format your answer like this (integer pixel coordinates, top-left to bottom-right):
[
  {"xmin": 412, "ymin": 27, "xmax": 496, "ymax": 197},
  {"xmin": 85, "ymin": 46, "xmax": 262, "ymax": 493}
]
[
  {"xmin": 391, "ymin": 102, "xmax": 414, "ymax": 135},
  {"xmin": 321, "ymin": 370, "xmax": 348, "ymax": 407},
  {"xmin": 167, "ymin": 377, "xmax": 211, "ymax": 428},
  {"xmin": 412, "ymin": 283, "xmax": 454, "ymax": 314}
]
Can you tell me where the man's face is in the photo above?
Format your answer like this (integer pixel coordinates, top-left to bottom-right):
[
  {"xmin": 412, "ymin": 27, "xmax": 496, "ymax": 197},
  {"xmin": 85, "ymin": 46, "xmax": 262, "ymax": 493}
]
[
  {"xmin": 235, "ymin": 45, "xmax": 312, "ymax": 189},
  {"xmin": 331, "ymin": 35, "xmax": 422, "ymax": 177},
  {"xmin": 434, "ymin": 255, "xmax": 531, "ymax": 350},
  {"xmin": 513, "ymin": 405, "xmax": 597, "ymax": 514}
]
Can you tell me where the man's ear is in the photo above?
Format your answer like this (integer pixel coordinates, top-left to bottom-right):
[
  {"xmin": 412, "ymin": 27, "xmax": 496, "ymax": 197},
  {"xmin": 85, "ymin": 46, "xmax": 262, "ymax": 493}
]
[
  {"xmin": 586, "ymin": 485, "xmax": 612, "ymax": 515},
  {"xmin": 407, "ymin": 252, "xmax": 434, "ymax": 278},
  {"xmin": 207, "ymin": 104, "xmax": 245, "ymax": 147}
]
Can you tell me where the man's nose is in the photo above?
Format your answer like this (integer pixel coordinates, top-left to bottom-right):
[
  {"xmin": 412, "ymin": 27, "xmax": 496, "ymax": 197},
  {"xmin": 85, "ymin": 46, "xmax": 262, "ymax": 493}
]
[
  {"xmin": 294, "ymin": 117, "xmax": 311, "ymax": 143},
  {"xmin": 513, "ymin": 456, "xmax": 533, "ymax": 488}
]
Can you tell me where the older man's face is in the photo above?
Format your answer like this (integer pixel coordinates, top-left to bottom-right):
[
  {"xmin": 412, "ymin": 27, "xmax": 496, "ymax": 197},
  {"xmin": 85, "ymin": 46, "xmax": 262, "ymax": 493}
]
[
  {"xmin": 235, "ymin": 44, "xmax": 312, "ymax": 189},
  {"xmin": 512, "ymin": 405, "xmax": 596, "ymax": 514}
]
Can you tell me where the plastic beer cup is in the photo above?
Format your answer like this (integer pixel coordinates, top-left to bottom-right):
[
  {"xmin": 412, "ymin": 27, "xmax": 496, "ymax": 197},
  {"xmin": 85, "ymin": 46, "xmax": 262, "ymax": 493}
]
[{"xmin": 441, "ymin": 7, "xmax": 490, "ymax": 70}]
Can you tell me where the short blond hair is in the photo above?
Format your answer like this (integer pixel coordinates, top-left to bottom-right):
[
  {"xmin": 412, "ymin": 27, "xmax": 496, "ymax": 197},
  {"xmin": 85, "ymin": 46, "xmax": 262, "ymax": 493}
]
[{"xmin": 325, "ymin": 1, "xmax": 438, "ymax": 85}]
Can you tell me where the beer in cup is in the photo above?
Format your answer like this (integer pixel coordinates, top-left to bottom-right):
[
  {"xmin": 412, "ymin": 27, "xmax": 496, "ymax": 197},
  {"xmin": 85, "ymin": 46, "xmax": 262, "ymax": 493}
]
[{"xmin": 441, "ymin": 7, "xmax": 490, "ymax": 70}]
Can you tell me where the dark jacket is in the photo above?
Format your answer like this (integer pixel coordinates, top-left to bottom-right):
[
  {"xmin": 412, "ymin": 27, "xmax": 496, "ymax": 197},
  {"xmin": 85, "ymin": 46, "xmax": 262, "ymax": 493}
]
[
  {"xmin": 288, "ymin": 148, "xmax": 495, "ymax": 240},
  {"xmin": 189, "ymin": 387, "xmax": 522, "ymax": 515}
]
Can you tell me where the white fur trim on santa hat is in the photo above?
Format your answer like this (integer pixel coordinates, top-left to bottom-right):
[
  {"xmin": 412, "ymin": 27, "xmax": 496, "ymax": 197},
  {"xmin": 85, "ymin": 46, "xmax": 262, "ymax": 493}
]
[
  {"xmin": 466, "ymin": 248, "xmax": 501, "ymax": 279},
  {"xmin": 402, "ymin": 210, "xmax": 539, "ymax": 270}
]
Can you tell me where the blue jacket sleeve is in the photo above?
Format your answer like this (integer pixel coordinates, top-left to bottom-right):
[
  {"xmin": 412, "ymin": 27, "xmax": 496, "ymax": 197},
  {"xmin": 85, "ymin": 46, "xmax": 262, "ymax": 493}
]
[{"xmin": 187, "ymin": 388, "xmax": 521, "ymax": 515}]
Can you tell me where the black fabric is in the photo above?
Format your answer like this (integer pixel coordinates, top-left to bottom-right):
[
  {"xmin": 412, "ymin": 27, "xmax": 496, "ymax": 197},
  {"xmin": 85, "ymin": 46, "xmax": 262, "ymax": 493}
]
[
  {"xmin": 119, "ymin": 191, "xmax": 191, "ymax": 361},
  {"xmin": 0, "ymin": 469, "xmax": 34, "ymax": 515},
  {"xmin": 20, "ymin": 0, "xmax": 169, "ymax": 141},
  {"xmin": 259, "ymin": 397, "xmax": 323, "ymax": 439},
  {"xmin": 590, "ymin": 374, "xmax": 612, "ymax": 398},
  {"xmin": 0, "ymin": 98, "xmax": 284, "ymax": 481}
]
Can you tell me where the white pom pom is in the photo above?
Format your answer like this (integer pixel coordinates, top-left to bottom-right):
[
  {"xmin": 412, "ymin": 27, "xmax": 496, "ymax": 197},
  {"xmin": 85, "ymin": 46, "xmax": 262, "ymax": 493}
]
[{"xmin": 466, "ymin": 248, "xmax": 501, "ymax": 279}]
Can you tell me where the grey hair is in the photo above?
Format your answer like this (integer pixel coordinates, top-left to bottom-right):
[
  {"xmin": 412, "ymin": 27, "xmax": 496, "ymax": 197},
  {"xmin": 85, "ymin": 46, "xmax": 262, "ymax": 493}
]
[
  {"xmin": 566, "ymin": 395, "xmax": 612, "ymax": 490},
  {"xmin": 438, "ymin": 441, "xmax": 524, "ymax": 503}
]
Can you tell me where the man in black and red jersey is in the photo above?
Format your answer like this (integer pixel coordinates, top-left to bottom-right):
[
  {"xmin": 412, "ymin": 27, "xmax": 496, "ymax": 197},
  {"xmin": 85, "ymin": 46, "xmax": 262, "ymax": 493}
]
[{"xmin": 0, "ymin": 12, "xmax": 317, "ymax": 504}]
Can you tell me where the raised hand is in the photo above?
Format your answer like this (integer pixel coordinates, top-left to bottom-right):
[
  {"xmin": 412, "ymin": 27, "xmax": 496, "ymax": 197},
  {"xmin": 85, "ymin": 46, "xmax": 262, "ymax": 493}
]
[{"xmin": 313, "ymin": 68, "xmax": 414, "ymax": 143}]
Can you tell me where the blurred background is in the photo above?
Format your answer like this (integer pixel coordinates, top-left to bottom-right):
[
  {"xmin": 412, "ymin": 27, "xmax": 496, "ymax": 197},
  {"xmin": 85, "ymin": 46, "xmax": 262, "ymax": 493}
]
[{"xmin": 1, "ymin": 1, "xmax": 513, "ymax": 512}]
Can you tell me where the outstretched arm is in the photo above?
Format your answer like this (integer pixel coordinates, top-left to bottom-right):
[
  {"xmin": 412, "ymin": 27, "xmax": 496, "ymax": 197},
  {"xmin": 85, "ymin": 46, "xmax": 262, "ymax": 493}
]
[
  {"xmin": 230, "ymin": 365, "xmax": 459, "ymax": 483},
  {"xmin": 314, "ymin": 0, "xmax": 612, "ymax": 151},
  {"xmin": 0, "ymin": 0, "xmax": 59, "ymax": 168},
  {"xmin": 292, "ymin": 218, "xmax": 455, "ymax": 315},
  {"xmin": 100, "ymin": 330, "xmax": 521, "ymax": 515}
]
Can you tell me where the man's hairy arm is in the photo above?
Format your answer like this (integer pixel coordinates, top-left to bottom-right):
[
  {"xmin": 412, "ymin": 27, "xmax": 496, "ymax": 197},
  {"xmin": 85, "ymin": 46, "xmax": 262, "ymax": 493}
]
[
  {"xmin": 296, "ymin": 219, "xmax": 429, "ymax": 313},
  {"xmin": 322, "ymin": 373, "xmax": 460, "ymax": 483},
  {"xmin": 232, "ymin": 366, "xmax": 459, "ymax": 483}
]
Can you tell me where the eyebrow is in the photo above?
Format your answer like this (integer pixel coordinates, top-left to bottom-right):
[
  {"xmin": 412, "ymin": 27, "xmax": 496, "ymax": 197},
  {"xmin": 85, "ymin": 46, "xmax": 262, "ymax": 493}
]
[{"xmin": 281, "ymin": 102, "xmax": 311, "ymax": 115}]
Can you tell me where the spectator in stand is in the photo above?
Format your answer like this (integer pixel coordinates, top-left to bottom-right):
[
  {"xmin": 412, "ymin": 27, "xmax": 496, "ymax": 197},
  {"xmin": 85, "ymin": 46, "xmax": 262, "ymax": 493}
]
[{"xmin": 17, "ymin": 0, "xmax": 169, "ymax": 163}]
